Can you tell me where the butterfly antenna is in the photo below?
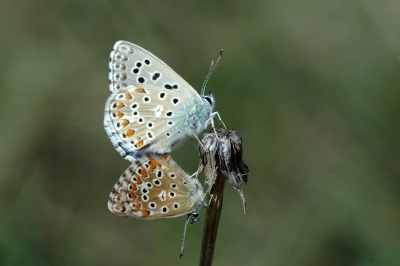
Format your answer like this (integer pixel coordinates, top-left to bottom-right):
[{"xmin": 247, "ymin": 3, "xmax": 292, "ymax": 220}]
[
  {"xmin": 201, "ymin": 49, "xmax": 224, "ymax": 96},
  {"xmin": 179, "ymin": 215, "xmax": 193, "ymax": 259}
]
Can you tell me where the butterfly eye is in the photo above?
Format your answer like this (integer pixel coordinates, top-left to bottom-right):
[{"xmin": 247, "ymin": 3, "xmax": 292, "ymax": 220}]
[
  {"xmin": 204, "ymin": 96, "xmax": 213, "ymax": 105},
  {"xmin": 190, "ymin": 213, "xmax": 200, "ymax": 223}
]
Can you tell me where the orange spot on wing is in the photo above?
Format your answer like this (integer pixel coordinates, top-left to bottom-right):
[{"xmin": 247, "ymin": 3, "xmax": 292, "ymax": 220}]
[
  {"xmin": 117, "ymin": 111, "xmax": 124, "ymax": 118},
  {"xmin": 135, "ymin": 87, "xmax": 146, "ymax": 93},
  {"xmin": 137, "ymin": 140, "xmax": 144, "ymax": 148},
  {"xmin": 140, "ymin": 168, "xmax": 148, "ymax": 178},
  {"xmin": 135, "ymin": 177, "xmax": 143, "ymax": 184},
  {"xmin": 133, "ymin": 203, "xmax": 141, "ymax": 210},
  {"xmin": 128, "ymin": 193, "xmax": 137, "ymax": 200},
  {"xmin": 121, "ymin": 119, "xmax": 129, "ymax": 128},
  {"xmin": 149, "ymin": 160, "xmax": 161, "ymax": 172},
  {"xmin": 141, "ymin": 210, "xmax": 150, "ymax": 217},
  {"xmin": 125, "ymin": 129, "xmax": 135, "ymax": 138},
  {"xmin": 117, "ymin": 103, "xmax": 125, "ymax": 109},
  {"xmin": 124, "ymin": 93, "xmax": 133, "ymax": 100},
  {"xmin": 162, "ymin": 153, "xmax": 169, "ymax": 160},
  {"xmin": 129, "ymin": 184, "xmax": 137, "ymax": 191}
]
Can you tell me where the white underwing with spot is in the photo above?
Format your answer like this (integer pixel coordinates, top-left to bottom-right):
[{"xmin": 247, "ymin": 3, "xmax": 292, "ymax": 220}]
[
  {"xmin": 108, "ymin": 153, "xmax": 205, "ymax": 220},
  {"xmin": 104, "ymin": 41, "xmax": 220, "ymax": 162}
]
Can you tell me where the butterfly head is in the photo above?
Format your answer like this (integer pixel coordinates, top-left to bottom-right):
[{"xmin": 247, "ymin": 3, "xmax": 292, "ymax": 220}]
[{"xmin": 187, "ymin": 176, "xmax": 205, "ymax": 224}]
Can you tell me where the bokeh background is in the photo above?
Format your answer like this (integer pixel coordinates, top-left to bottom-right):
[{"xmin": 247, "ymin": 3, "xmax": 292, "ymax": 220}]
[{"xmin": 1, "ymin": 0, "xmax": 400, "ymax": 265}]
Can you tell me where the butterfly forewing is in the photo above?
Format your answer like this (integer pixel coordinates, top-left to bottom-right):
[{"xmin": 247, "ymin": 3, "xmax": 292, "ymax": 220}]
[{"xmin": 109, "ymin": 41, "xmax": 199, "ymax": 98}]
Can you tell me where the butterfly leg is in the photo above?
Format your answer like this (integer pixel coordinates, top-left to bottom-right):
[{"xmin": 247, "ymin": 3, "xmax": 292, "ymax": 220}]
[
  {"xmin": 190, "ymin": 169, "xmax": 200, "ymax": 178},
  {"xmin": 208, "ymin": 118, "xmax": 223, "ymax": 141},
  {"xmin": 205, "ymin": 112, "xmax": 226, "ymax": 141},
  {"xmin": 205, "ymin": 111, "xmax": 226, "ymax": 131},
  {"xmin": 210, "ymin": 111, "xmax": 226, "ymax": 129},
  {"xmin": 203, "ymin": 184, "xmax": 214, "ymax": 204},
  {"xmin": 194, "ymin": 134, "xmax": 208, "ymax": 151},
  {"xmin": 201, "ymin": 192, "xmax": 213, "ymax": 207}
]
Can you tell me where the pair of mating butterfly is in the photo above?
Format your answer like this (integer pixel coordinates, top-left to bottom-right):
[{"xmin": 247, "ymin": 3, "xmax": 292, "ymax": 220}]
[{"xmin": 105, "ymin": 41, "xmax": 223, "ymax": 225}]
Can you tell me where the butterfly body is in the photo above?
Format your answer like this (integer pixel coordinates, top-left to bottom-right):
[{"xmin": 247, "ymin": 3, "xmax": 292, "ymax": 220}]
[
  {"xmin": 105, "ymin": 41, "xmax": 216, "ymax": 162},
  {"xmin": 108, "ymin": 154, "xmax": 205, "ymax": 220}
]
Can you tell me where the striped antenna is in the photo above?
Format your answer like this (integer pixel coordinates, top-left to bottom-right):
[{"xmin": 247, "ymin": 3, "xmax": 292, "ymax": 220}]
[
  {"xmin": 201, "ymin": 49, "xmax": 224, "ymax": 96},
  {"xmin": 179, "ymin": 214, "xmax": 193, "ymax": 259}
]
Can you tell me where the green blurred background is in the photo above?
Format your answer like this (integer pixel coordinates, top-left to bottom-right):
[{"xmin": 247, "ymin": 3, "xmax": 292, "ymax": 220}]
[{"xmin": 1, "ymin": 0, "xmax": 399, "ymax": 265}]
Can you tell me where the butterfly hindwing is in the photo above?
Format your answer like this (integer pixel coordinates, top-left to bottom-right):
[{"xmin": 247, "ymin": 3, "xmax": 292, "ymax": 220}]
[
  {"xmin": 108, "ymin": 154, "xmax": 204, "ymax": 219},
  {"xmin": 104, "ymin": 84, "xmax": 206, "ymax": 160}
]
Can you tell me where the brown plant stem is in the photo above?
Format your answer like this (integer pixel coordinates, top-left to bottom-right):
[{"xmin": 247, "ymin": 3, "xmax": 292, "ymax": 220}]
[{"xmin": 199, "ymin": 163, "xmax": 225, "ymax": 266}]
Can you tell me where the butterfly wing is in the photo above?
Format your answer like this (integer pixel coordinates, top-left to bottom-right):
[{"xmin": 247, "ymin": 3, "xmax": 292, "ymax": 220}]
[
  {"xmin": 109, "ymin": 40, "xmax": 200, "ymax": 98},
  {"xmin": 108, "ymin": 154, "xmax": 204, "ymax": 220},
  {"xmin": 104, "ymin": 84, "xmax": 212, "ymax": 161},
  {"xmin": 105, "ymin": 41, "xmax": 213, "ymax": 161}
]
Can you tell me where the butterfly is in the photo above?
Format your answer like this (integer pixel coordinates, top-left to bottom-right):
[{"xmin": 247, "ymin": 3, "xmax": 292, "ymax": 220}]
[
  {"xmin": 108, "ymin": 153, "xmax": 205, "ymax": 221},
  {"xmin": 104, "ymin": 41, "xmax": 223, "ymax": 162}
]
